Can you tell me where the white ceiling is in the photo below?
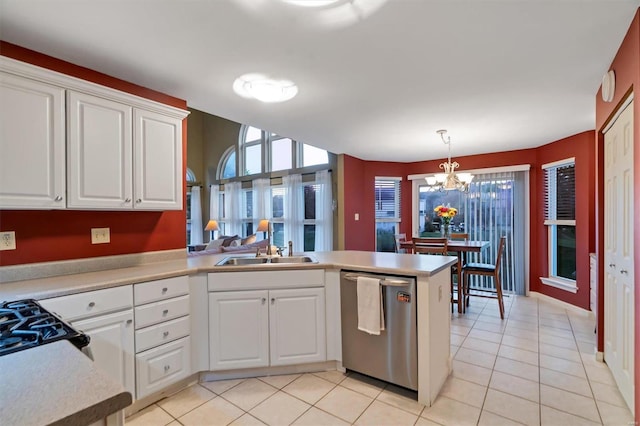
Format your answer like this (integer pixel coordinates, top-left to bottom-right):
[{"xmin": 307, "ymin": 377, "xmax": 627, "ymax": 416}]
[{"xmin": 1, "ymin": 0, "xmax": 638, "ymax": 162}]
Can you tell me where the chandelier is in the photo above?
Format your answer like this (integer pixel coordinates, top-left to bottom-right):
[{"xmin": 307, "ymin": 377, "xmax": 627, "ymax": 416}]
[{"xmin": 425, "ymin": 130, "xmax": 474, "ymax": 192}]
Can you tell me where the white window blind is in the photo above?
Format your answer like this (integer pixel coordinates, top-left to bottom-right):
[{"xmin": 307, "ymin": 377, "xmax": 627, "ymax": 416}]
[
  {"xmin": 543, "ymin": 159, "xmax": 575, "ymax": 223},
  {"xmin": 375, "ymin": 178, "xmax": 401, "ymax": 220}
]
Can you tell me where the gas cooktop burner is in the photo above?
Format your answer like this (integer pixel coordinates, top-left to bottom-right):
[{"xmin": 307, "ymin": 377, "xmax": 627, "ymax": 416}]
[{"xmin": 0, "ymin": 299, "xmax": 89, "ymax": 356}]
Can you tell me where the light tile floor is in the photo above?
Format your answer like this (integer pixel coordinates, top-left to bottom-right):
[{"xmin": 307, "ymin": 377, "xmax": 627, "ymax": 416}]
[{"xmin": 126, "ymin": 296, "xmax": 635, "ymax": 425}]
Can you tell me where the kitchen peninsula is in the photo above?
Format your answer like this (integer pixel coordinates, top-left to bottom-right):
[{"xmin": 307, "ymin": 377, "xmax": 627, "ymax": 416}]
[{"xmin": 0, "ymin": 250, "xmax": 456, "ymax": 417}]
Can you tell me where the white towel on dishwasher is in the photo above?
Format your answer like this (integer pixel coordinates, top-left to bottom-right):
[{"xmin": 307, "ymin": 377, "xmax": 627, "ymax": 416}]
[{"xmin": 357, "ymin": 276, "xmax": 385, "ymax": 335}]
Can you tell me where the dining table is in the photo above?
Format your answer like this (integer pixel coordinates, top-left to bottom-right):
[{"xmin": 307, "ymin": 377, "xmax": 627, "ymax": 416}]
[{"xmin": 399, "ymin": 239, "xmax": 490, "ymax": 313}]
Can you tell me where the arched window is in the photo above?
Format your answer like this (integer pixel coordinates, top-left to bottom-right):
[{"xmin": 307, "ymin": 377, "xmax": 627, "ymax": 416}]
[{"xmin": 217, "ymin": 146, "xmax": 237, "ymax": 180}]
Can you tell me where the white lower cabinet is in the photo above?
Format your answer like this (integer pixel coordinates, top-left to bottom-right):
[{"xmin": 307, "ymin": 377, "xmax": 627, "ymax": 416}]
[
  {"xmin": 136, "ymin": 336, "xmax": 191, "ymax": 399},
  {"xmin": 209, "ymin": 287, "xmax": 326, "ymax": 371},
  {"xmin": 209, "ymin": 290, "xmax": 270, "ymax": 370},
  {"xmin": 73, "ymin": 310, "xmax": 136, "ymax": 398},
  {"xmin": 133, "ymin": 276, "xmax": 191, "ymax": 399}
]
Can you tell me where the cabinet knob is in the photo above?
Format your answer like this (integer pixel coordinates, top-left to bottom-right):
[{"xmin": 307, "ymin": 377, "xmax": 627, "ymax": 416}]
[
  {"xmin": 164, "ymin": 365, "xmax": 171, "ymax": 372},
  {"xmin": 620, "ymin": 269, "xmax": 628, "ymax": 274},
  {"xmin": 54, "ymin": 195, "xmax": 63, "ymax": 202},
  {"xmin": 136, "ymin": 199, "xmax": 142, "ymax": 204},
  {"xmin": 271, "ymin": 298, "xmax": 275, "ymax": 304},
  {"xmin": 126, "ymin": 319, "xmax": 133, "ymax": 325},
  {"xmin": 125, "ymin": 198, "xmax": 131, "ymax": 203},
  {"xmin": 163, "ymin": 309, "xmax": 169, "ymax": 316},
  {"xmin": 162, "ymin": 287, "xmax": 168, "ymax": 294},
  {"xmin": 609, "ymin": 263, "xmax": 616, "ymax": 268},
  {"xmin": 163, "ymin": 331, "xmax": 169, "ymax": 337},
  {"xmin": 261, "ymin": 298, "xmax": 266, "ymax": 304},
  {"xmin": 88, "ymin": 302, "xmax": 96, "ymax": 308}
]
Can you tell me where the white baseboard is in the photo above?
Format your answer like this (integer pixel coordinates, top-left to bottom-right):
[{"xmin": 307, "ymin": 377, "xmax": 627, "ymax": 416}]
[{"xmin": 528, "ymin": 291, "xmax": 594, "ymax": 318}]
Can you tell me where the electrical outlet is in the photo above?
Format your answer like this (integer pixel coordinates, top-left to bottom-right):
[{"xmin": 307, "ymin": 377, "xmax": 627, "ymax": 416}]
[
  {"xmin": 0, "ymin": 231, "xmax": 16, "ymax": 250},
  {"xmin": 91, "ymin": 228, "xmax": 110, "ymax": 244}
]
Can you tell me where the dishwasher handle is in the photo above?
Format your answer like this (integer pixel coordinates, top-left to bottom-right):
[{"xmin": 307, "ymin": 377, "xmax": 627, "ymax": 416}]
[{"xmin": 343, "ymin": 273, "xmax": 411, "ymax": 287}]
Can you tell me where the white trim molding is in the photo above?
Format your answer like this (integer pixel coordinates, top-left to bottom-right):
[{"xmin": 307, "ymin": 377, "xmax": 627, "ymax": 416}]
[
  {"xmin": 529, "ymin": 291, "xmax": 592, "ymax": 317},
  {"xmin": 0, "ymin": 56, "xmax": 189, "ymax": 120},
  {"xmin": 539, "ymin": 276, "xmax": 578, "ymax": 293},
  {"xmin": 408, "ymin": 164, "xmax": 531, "ymax": 181}
]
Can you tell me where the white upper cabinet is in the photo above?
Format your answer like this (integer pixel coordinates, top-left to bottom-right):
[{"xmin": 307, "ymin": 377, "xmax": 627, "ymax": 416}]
[
  {"xmin": 0, "ymin": 56, "xmax": 189, "ymax": 211},
  {"xmin": 0, "ymin": 72, "xmax": 66, "ymax": 209},
  {"xmin": 134, "ymin": 109, "xmax": 183, "ymax": 210},
  {"xmin": 67, "ymin": 91, "xmax": 133, "ymax": 209}
]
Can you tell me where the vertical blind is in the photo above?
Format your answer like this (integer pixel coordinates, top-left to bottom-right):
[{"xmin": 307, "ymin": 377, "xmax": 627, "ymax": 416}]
[
  {"xmin": 543, "ymin": 160, "xmax": 575, "ymax": 221},
  {"xmin": 375, "ymin": 179, "xmax": 401, "ymax": 219}
]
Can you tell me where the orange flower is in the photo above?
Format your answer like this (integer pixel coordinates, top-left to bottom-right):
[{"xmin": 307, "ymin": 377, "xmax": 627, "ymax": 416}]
[{"xmin": 434, "ymin": 205, "xmax": 457, "ymax": 223}]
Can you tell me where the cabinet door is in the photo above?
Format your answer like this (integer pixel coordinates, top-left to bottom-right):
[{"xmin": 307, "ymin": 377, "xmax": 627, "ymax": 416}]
[
  {"xmin": 133, "ymin": 109, "xmax": 182, "ymax": 210},
  {"xmin": 67, "ymin": 91, "xmax": 133, "ymax": 209},
  {"xmin": 72, "ymin": 310, "xmax": 135, "ymax": 398},
  {"xmin": 269, "ymin": 288, "xmax": 326, "ymax": 366},
  {"xmin": 209, "ymin": 290, "xmax": 269, "ymax": 370},
  {"xmin": 0, "ymin": 73, "xmax": 66, "ymax": 209}
]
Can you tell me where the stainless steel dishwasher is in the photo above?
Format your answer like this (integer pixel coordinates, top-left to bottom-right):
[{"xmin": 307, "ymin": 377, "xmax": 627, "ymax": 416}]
[{"xmin": 340, "ymin": 270, "xmax": 418, "ymax": 390}]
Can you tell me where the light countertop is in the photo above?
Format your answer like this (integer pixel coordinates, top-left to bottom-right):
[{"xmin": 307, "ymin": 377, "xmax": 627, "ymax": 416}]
[
  {"xmin": 0, "ymin": 340, "xmax": 132, "ymax": 426},
  {"xmin": 0, "ymin": 251, "xmax": 457, "ymax": 301}
]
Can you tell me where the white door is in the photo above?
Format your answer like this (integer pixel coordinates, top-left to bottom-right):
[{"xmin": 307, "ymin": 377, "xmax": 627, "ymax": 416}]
[
  {"xmin": 209, "ymin": 290, "xmax": 269, "ymax": 370},
  {"xmin": 67, "ymin": 91, "xmax": 133, "ymax": 209},
  {"xmin": 269, "ymin": 288, "xmax": 326, "ymax": 366},
  {"xmin": 0, "ymin": 73, "xmax": 66, "ymax": 209},
  {"xmin": 72, "ymin": 310, "xmax": 135, "ymax": 398},
  {"xmin": 133, "ymin": 109, "xmax": 182, "ymax": 210},
  {"xmin": 604, "ymin": 98, "xmax": 635, "ymax": 414}
]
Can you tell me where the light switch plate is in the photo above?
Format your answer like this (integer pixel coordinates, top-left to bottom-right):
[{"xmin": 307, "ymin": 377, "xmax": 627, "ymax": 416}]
[
  {"xmin": 91, "ymin": 228, "xmax": 110, "ymax": 244},
  {"xmin": 0, "ymin": 231, "xmax": 16, "ymax": 250}
]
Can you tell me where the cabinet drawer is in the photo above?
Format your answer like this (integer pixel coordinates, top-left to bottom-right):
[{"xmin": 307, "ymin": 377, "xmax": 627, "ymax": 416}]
[
  {"xmin": 135, "ymin": 295, "xmax": 189, "ymax": 329},
  {"xmin": 136, "ymin": 315, "xmax": 190, "ymax": 353},
  {"xmin": 134, "ymin": 276, "xmax": 188, "ymax": 305},
  {"xmin": 136, "ymin": 336, "xmax": 191, "ymax": 399},
  {"xmin": 208, "ymin": 269, "xmax": 325, "ymax": 292},
  {"xmin": 39, "ymin": 286, "xmax": 133, "ymax": 321}
]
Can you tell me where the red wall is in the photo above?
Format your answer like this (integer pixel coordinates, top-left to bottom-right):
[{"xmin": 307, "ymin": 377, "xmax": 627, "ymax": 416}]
[
  {"xmin": 342, "ymin": 131, "xmax": 596, "ymax": 311},
  {"xmin": 594, "ymin": 11, "xmax": 640, "ymax": 420},
  {"xmin": 0, "ymin": 42, "xmax": 188, "ymax": 266}
]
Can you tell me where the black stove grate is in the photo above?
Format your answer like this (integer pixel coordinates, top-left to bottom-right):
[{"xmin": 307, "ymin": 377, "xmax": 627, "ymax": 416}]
[{"xmin": 0, "ymin": 299, "xmax": 90, "ymax": 356}]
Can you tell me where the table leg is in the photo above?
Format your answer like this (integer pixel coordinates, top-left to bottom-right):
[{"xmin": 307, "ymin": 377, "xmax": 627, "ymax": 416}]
[{"xmin": 457, "ymin": 254, "xmax": 463, "ymax": 314}]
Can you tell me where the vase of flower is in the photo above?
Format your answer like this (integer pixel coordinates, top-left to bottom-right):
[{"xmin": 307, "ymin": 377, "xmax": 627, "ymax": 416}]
[
  {"xmin": 441, "ymin": 222, "xmax": 451, "ymax": 239},
  {"xmin": 434, "ymin": 204, "xmax": 457, "ymax": 240}
]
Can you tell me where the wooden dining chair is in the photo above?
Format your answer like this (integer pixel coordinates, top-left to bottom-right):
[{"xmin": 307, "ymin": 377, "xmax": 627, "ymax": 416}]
[
  {"xmin": 394, "ymin": 233, "xmax": 407, "ymax": 253},
  {"xmin": 448, "ymin": 233, "xmax": 469, "ymax": 311},
  {"xmin": 411, "ymin": 237, "xmax": 448, "ymax": 255},
  {"xmin": 462, "ymin": 236, "xmax": 507, "ymax": 319}
]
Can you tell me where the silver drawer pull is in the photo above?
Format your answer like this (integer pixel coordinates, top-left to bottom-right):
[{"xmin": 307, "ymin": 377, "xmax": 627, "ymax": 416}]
[
  {"xmin": 125, "ymin": 198, "xmax": 131, "ymax": 203},
  {"xmin": 164, "ymin": 365, "xmax": 170, "ymax": 372},
  {"xmin": 620, "ymin": 269, "xmax": 628, "ymax": 274},
  {"xmin": 163, "ymin": 309, "xmax": 169, "ymax": 316},
  {"xmin": 88, "ymin": 302, "xmax": 96, "ymax": 308},
  {"xmin": 162, "ymin": 287, "xmax": 168, "ymax": 293},
  {"xmin": 126, "ymin": 319, "xmax": 133, "ymax": 325},
  {"xmin": 54, "ymin": 195, "xmax": 63, "ymax": 202},
  {"xmin": 343, "ymin": 273, "xmax": 410, "ymax": 287},
  {"xmin": 163, "ymin": 331, "xmax": 170, "ymax": 337},
  {"xmin": 609, "ymin": 263, "xmax": 616, "ymax": 268}
]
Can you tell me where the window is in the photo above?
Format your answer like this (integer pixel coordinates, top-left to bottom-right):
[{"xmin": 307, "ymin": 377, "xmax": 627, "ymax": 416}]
[
  {"xmin": 242, "ymin": 187, "xmax": 254, "ymax": 236},
  {"xmin": 375, "ymin": 178, "xmax": 401, "ymax": 252},
  {"xmin": 231, "ymin": 124, "xmax": 328, "ymax": 178},
  {"xmin": 218, "ymin": 147, "xmax": 236, "ymax": 180},
  {"xmin": 541, "ymin": 158, "xmax": 576, "ymax": 292},
  {"xmin": 411, "ymin": 168, "xmax": 529, "ymax": 295}
]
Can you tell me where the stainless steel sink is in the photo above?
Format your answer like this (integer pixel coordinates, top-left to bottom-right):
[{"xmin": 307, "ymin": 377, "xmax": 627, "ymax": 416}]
[
  {"xmin": 216, "ymin": 257, "xmax": 269, "ymax": 266},
  {"xmin": 269, "ymin": 256, "xmax": 317, "ymax": 264},
  {"xmin": 215, "ymin": 255, "xmax": 317, "ymax": 266}
]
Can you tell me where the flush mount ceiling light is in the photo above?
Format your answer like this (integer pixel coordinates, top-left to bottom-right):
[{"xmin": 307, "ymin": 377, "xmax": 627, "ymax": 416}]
[
  {"xmin": 233, "ymin": 73, "xmax": 298, "ymax": 103},
  {"xmin": 425, "ymin": 130, "xmax": 474, "ymax": 192},
  {"xmin": 282, "ymin": 0, "xmax": 341, "ymax": 6}
]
